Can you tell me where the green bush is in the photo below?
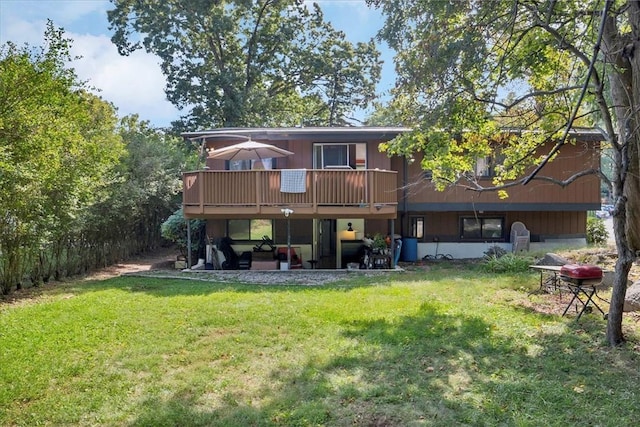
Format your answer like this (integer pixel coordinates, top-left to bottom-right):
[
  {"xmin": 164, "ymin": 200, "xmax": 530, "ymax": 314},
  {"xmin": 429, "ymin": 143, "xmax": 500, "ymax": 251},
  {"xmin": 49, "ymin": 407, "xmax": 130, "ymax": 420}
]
[
  {"xmin": 160, "ymin": 208, "xmax": 206, "ymax": 256},
  {"xmin": 484, "ymin": 245, "xmax": 507, "ymax": 259},
  {"xmin": 586, "ymin": 217, "xmax": 608, "ymax": 245},
  {"xmin": 481, "ymin": 253, "xmax": 535, "ymax": 273}
]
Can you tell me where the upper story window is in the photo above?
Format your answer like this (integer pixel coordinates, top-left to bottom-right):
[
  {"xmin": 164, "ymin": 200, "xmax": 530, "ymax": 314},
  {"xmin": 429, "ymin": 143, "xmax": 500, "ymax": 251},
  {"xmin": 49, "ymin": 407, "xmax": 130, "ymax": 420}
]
[
  {"xmin": 314, "ymin": 143, "xmax": 366, "ymax": 169},
  {"xmin": 228, "ymin": 159, "xmax": 273, "ymax": 170},
  {"xmin": 475, "ymin": 152, "xmax": 505, "ymax": 178}
]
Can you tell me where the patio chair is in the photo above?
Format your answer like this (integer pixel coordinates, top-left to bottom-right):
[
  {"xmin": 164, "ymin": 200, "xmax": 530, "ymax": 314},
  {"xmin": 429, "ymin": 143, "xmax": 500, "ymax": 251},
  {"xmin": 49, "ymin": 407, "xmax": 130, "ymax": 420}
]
[
  {"xmin": 510, "ymin": 221, "xmax": 530, "ymax": 253},
  {"xmin": 253, "ymin": 235, "xmax": 275, "ymax": 252},
  {"xmin": 276, "ymin": 247, "xmax": 303, "ymax": 269}
]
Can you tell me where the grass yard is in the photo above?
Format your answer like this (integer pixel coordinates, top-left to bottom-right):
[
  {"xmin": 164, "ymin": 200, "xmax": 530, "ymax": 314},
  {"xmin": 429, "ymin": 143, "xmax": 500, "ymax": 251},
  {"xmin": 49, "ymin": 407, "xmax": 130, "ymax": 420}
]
[{"xmin": 1, "ymin": 265, "xmax": 640, "ymax": 426}]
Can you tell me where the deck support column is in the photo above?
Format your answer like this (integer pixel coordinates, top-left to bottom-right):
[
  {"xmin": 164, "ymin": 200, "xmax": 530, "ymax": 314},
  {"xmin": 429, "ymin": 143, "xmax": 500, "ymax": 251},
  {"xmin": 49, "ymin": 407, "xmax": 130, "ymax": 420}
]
[
  {"xmin": 187, "ymin": 219, "xmax": 192, "ymax": 268},
  {"xmin": 389, "ymin": 219, "xmax": 395, "ymax": 267}
]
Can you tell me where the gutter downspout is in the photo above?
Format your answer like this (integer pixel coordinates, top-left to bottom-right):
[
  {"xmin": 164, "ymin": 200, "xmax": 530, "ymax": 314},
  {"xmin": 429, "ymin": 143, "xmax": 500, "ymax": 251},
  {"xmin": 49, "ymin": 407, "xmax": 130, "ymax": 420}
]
[{"xmin": 402, "ymin": 157, "xmax": 408, "ymax": 235}]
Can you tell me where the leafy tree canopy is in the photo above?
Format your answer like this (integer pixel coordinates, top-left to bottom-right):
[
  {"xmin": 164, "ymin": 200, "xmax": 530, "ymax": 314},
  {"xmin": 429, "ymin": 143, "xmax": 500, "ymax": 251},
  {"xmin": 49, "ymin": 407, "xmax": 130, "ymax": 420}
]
[
  {"xmin": 108, "ymin": 0, "xmax": 381, "ymax": 129},
  {"xmin": 369, "ymin": 0, "xmax": 640, "ymax": 346},
  {"xmin": 0, "ymin": 22, "xmax": 124, "ymax": 293},
  {"xmin": 83, "ymin": 115, "xmax": 193, "ymax": 253},
  {"xmin": 0, "ymin": 22, "xmax": 123, "ymax": 234},
  {"xmin": 371, "ymin": 0, "xmax": 601, "ymax": 191}
]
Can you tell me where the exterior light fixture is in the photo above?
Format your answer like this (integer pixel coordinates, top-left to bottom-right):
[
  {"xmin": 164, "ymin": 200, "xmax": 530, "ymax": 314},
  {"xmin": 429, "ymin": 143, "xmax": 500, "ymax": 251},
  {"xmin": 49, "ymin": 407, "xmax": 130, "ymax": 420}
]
[{"xmin": 281, "ymin": 208, "xmax": 294, "ymax": 268}]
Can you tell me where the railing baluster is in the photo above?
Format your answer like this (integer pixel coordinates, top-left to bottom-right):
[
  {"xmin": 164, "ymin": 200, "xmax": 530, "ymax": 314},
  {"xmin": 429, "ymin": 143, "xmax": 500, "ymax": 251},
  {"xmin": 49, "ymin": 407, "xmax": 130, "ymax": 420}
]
[{"xmin": 182, "ymin": 169, "xmax": 397, "ymax": 215}]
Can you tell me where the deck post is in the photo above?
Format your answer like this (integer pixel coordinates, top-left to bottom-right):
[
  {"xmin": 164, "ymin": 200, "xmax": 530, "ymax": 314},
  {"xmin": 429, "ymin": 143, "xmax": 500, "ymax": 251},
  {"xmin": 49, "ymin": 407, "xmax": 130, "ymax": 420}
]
[
  {"xmin": 198, "ymin": 171, "xmax": 204, "ymax": 214},
  {"xmin": 287, "ymin": 216, "xmax": 291, "ymax": 268},
  {"xmin": 390, "ymin": 219, "xmax": 395, "ymax": 267},
  {"xmin": 187, "ymin": 219, "xmax": 192, "ymax": 268}
]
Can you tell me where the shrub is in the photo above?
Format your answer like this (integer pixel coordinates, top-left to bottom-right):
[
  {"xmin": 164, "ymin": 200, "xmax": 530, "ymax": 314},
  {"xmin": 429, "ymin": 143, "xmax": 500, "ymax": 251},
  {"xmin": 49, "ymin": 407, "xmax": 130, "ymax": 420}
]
[
  {"xmin": 481, "ymin": 253, "xmax": 535, "ymax": 273},
  {"xmin": 484, "ymin": 245, "xmax": 507, "ymax": 259},
  {"xmin": 160, "ymin": 208, "xmax": 206, "ymax": 256},
  {"xmin": 586, "ymin": 217, "xmax": 608, "ymax": 245}
]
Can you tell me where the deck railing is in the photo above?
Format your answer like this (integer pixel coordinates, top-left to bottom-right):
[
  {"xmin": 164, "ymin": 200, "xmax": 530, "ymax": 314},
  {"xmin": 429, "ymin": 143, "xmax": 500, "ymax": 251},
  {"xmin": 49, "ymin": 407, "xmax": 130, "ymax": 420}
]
[{"xmin": 182, "ymin": 169, "xmax": 398, "ymax": 217}]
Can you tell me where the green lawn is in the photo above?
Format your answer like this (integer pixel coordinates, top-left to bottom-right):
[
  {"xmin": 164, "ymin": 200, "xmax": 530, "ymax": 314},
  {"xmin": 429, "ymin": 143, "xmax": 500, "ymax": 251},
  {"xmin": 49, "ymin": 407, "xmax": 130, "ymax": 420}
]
[{"xmin": 1, "ymin": 266, "xmax": 639, "ymax": 426}]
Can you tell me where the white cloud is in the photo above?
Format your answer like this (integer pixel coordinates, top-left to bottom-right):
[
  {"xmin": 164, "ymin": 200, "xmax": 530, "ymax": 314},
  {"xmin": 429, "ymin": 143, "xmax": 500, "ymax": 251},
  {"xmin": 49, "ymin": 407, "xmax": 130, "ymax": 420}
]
[
  {"xmin": 0, "ymin": 12, "xmax": 45, "ymax": 46},
  {"xmin": 1, "ymin": 0, "xmax": 109, "ymax": 29},
  {"xmin": 70, "ymin": 33, "xmax": 180, "ymax": 126},
  {"xmin": 43, "ymin": 0, "xmax": 109, "ymax": 24},
  {"xmin": 0, "ymin": 1, "xmax": 181, "ymax": 127},
  {"xmin": 1, "ymin": 0, "xmax": 394, "ymax": 127}
]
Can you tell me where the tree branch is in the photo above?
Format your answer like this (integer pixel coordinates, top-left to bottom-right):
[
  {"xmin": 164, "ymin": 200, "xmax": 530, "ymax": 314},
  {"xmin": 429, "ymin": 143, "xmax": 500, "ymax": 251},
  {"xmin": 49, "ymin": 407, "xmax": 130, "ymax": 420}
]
[
  {"xmin": 475, "ymin": 86, "xmax": 584, "ymax": 109},
  {"xmin": 457, "ymin": 168, "xmax": 605, "ymax": 192},
  {"xmin": 523, "ymin": 0, "xmax": 613, "ymax": 184},
  {"xmin": 244, "ymin": 0, "xmax": 275, "ymax": 95}
]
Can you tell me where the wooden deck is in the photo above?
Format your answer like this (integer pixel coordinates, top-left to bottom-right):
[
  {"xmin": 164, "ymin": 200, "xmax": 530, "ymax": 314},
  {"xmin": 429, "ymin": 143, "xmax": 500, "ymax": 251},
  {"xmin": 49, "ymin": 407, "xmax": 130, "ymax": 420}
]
[{"xmin": 183, "ymin": 169, "xmax": 398, "ymax": 219}]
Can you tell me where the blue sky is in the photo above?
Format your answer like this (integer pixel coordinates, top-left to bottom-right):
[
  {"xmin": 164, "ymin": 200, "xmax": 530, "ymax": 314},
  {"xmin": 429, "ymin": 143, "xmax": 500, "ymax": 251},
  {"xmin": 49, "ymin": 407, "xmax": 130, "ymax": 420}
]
[{"xmin": 0, "ymin": 0, "xmax": 394, "ymax": 128}]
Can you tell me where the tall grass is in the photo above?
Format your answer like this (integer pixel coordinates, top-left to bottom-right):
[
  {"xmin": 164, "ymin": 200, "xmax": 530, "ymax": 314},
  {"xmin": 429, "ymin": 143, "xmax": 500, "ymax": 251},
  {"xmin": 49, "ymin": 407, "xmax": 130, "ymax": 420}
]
[
  {"xmin": 1, "ymin": 268, "xmax": 638, "ymax": 426},
  {"xmin": 481, "ymin": 253, "xmax": 536, "ymax": 273}
]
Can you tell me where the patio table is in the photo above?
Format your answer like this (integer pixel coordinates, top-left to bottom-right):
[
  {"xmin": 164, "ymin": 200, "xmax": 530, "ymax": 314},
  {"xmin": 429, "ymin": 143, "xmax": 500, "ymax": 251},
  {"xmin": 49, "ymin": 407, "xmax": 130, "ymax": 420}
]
[
  {"xmin": 529, "ymin": 265, "xmax": 608, "ymax": 320},
  {"xmin": 529, "ymin": 265, "xmax": 563, "ymax": 294}
]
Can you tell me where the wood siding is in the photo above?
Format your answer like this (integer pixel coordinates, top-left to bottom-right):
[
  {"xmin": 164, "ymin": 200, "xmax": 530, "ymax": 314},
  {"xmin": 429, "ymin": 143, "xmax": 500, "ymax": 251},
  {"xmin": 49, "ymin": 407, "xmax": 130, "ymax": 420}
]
[
  {"xmin": 205, "ymin": 138, "xmax": 392, "ymax": 171},
  {"xmin": 186, "ymin": 129, "xmax": 602, "ymax": 245},
  {"xmin": 395, "ymin": 141, "xmax": 600, "ymax": 207},
  {"xmin": 411, "ymin": 211, "xmax": 587, "ymax": 243}
]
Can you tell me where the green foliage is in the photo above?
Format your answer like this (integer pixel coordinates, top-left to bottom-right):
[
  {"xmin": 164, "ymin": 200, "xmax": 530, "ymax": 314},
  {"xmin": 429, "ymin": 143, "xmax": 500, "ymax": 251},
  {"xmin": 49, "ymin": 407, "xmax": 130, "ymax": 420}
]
[
  {"xmin": 370, "ymin": 0, "xmax": 599, "ymax": 189},
  {"xmin": 0, "ymin": 22, "xmax": 123, "ymax": 294},
  {"xmin": 86, "ymin": 115, "xmax": 190, "ymax": 248},
  {"xmin": 484, "ymin": 245, "xmax": 508, "ymax": 259},
  {"xmin": 369, "ymin": 0, "xmax": 640, "ymax": 344},
  {"xmin": 587, "ymin": 217, "xmax": 609, "ymax": 246},
  {"xmin": 481, "ymin": 253, "xmax": 535, "ymax": 274},
  {"xmin": 161, "ymin": 208, "xmax": 205, "ymax": 256},
  {"xmin": 107, "ymin": 0, "xmax": 381, "ymax": 128},
  {"xmin": 0, "ymin": 25, "xmax": 196, "ymax": 294},
  {"xmin": 371, "ymin": 233, "xmax": 388, "ymax": 251}
]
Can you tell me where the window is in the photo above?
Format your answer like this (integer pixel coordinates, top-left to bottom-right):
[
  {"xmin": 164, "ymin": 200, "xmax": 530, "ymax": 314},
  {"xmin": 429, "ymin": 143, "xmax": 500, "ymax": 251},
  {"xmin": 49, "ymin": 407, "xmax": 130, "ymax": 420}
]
[
  {"xmin": 314, "ymin": 143, "xmax": 366, "ymax": 169},
  {"xmin": 475, "ymin": 156, "xmax": 492, "ymax": 177},
  {"xmin": 228, "ymin": 159, "xmax": 273, "ymax": 170},
  {"xmin": 461, "ymin": 217, "xmax": 503, "ymax": 240},
  {"xmin": 410, "ymin": 217, "xmax": 424, "ymax": 239},
  {"xmin": 228, "ymin": 219, "xmax": 273, "ymax": 240},
  {"xmin": 474, "ymin": 153, "xmax": 505, "ymax": 178}
]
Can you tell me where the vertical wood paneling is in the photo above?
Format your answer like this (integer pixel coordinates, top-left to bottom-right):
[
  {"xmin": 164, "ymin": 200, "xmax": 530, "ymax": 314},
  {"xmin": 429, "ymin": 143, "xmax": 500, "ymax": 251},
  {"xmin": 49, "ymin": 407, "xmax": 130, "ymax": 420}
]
[
  {"xmin": 504, "ymin": 211, "xmax": 586, "ymax": 237},
  {"xmin": 408, "ymin": 210, "xmax": 589, "ymax": 242},
  {"xmin": 401, "ymin": 142, "xmax": 600, "ymax": 205},
  {"xmin": 206, "ymin": 219, "xmax": 226, "ymax": 238}
]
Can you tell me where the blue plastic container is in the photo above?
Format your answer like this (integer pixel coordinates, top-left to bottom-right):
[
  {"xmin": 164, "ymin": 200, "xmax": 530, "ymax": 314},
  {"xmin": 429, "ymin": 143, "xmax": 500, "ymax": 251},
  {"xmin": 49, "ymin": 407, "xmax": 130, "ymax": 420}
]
[{"xmin": 401, "ymin": 237, "xmax": 418, "ymax": 262}]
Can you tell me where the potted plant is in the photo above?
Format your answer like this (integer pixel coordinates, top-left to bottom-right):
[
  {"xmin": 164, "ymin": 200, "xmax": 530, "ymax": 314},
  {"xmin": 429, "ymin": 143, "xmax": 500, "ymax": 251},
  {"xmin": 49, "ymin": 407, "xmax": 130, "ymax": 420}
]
[{"xmin": 372, "ymin": 233, "xmax": 388, "ymax": 254}]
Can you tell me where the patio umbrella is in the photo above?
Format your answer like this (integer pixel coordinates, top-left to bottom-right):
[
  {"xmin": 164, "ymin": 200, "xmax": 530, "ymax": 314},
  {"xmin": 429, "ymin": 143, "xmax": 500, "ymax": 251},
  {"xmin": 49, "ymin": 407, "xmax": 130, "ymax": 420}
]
[{"xmin": 208, "ymin": 140, "xmax": 294, "ymax": 161}]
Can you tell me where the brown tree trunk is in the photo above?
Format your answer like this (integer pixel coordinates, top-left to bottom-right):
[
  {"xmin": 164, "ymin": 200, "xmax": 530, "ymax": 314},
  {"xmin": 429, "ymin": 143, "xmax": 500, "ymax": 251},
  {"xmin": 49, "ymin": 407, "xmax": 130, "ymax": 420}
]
[
  {"xmin": 601, "ymin": 6, "xmax": 640, "ymax": 345},
  {"xmin": 607, "ymin": 214, "xmax": 634, "ymax": 345},
  {"xmin": 628, "ymin": 1, "xmax": 640, "ymax": 254}
]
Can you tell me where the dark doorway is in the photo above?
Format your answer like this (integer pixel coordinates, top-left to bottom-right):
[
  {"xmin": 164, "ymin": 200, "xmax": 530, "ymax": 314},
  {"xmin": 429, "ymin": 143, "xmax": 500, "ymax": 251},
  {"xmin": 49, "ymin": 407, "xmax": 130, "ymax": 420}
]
[{"xmin": 318, "ymin": 219, "xmax": 336, "ymax": 268}]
